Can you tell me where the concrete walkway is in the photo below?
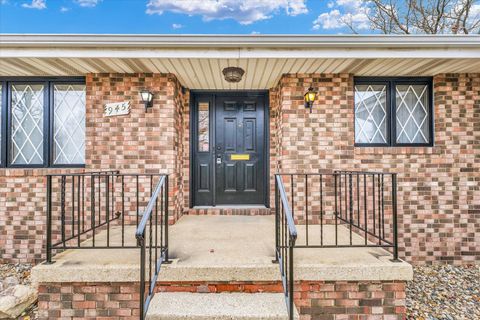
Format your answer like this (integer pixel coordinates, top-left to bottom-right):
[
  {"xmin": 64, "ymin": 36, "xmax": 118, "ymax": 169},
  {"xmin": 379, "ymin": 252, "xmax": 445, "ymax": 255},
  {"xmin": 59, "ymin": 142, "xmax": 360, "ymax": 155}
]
[{"xmin": 32, "ymin": 215, "xmax": 412, "ymax": 283}]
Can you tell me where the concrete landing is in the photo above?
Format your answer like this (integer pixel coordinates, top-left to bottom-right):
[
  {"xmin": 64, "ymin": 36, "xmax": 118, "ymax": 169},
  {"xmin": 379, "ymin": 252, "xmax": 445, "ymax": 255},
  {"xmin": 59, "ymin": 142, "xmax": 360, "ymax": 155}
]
[
  {"xmin": 32, "ymin": 215, "xmax": 413, "ymax": 283},
  {"xmin": 146, "ymin": 292, "xmax": 297, "ymax": 320}
]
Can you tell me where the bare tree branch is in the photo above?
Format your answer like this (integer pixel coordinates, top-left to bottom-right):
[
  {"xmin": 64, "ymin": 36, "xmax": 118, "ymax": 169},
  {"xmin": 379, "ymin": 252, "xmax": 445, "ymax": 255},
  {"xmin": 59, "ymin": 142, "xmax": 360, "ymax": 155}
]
[{"xmin": 353, "ymin": 0, "xmax": 480, "ymax": 34}]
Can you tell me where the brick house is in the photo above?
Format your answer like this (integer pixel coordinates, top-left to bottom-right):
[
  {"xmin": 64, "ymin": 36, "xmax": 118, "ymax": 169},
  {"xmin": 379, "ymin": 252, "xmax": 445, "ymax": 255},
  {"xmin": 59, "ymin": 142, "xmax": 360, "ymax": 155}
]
[{"xmin": 0, "ymin": 34, "xmax": 478, "ymax": 319}]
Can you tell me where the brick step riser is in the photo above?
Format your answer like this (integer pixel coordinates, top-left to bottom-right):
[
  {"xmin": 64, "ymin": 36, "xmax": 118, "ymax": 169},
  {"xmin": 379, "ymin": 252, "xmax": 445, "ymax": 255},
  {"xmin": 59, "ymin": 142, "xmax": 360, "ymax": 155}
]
[
  {"xmin": 155, "ymin": 281, "xmax": 283, "ymax": 293},
  {"xmin": 186, "ymin": 208, "xmax": 273, "ymax": 216}
]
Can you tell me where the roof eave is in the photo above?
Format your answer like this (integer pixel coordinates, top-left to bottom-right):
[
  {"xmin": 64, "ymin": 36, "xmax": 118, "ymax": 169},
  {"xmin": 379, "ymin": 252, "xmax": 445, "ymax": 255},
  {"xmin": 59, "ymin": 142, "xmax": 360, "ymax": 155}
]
[{"xmin": 1, "ymin": 34, "xmax": 479, "ymax": 48}]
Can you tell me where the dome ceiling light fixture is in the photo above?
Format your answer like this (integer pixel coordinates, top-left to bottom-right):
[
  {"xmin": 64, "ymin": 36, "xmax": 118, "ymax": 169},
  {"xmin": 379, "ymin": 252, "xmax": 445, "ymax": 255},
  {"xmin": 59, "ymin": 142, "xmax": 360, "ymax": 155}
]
[{"xmin": 222, "ymin": 67, "xmax": 245, "ymax": 83}]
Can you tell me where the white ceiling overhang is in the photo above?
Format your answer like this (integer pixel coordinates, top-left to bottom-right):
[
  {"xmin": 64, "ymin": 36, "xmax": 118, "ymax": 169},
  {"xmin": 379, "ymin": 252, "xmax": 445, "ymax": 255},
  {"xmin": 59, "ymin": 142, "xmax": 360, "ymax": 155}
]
[{"xmin": 1, "ymin": 34, "xmax": 480, "ymax": 89}]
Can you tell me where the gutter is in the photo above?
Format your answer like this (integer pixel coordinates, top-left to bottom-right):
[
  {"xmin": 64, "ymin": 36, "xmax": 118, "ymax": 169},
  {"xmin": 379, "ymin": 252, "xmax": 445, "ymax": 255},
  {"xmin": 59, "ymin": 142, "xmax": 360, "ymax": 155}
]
[{"xmin": 1, "ymin": 34, "xmax": 480, "ymax": 48}]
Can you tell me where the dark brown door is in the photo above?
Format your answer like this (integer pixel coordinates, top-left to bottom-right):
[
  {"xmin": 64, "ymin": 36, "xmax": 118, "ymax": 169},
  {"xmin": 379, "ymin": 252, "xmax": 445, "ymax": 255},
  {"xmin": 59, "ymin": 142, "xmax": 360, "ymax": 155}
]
[{"xmin": 192, "ymin": 92, "xmax": 267, "ymax": 206}]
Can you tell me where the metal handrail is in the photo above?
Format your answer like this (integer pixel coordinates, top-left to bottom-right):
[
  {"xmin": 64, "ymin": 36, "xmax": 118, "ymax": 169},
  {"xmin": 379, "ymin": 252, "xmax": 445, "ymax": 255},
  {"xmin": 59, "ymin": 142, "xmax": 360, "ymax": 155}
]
[
  {"xmin": 276, "ymin": 175, "xmax": 298, "ymax": 239},
  {"xmin": 135, "ymin": 175, "xmax": 169, "ymax": 320},
  {"xmin": 135, "ymin": 176, "xmax": 165, "ymax": 239},
  {"xmin": 274, "ymin": 171, "xmax": 399, "ymax": 319},
  {"xmin": 274, "ymin": 174, "xmax": 297, "ymax": 320},
  {"xmin": 45, "ymin": 170, "xmax": 170, "ymax": 320}
]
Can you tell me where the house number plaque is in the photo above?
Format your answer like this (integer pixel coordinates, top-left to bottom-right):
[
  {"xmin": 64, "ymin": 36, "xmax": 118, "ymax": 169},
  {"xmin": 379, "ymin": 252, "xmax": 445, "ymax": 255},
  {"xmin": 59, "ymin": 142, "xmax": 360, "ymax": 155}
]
[{"xmin": 104, "ymin": 101, "xmax": 130, "ymax": 117}]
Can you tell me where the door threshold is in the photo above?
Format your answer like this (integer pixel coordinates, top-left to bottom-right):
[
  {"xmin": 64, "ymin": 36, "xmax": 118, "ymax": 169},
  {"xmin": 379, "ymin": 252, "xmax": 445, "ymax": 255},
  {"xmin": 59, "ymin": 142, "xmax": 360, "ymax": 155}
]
[{"xmin": 193, "ymin": 205, "xmax": 268, "ymax": 209}]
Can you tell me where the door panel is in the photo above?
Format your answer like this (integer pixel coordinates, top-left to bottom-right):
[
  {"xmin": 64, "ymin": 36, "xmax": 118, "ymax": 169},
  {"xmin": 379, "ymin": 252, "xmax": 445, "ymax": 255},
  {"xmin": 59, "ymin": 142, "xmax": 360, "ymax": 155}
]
[
  {"xmin": 224, "ymin": 163, "xmax": 237, "ymax": 191},
  {"xmin": 215, "ymin": 95, "xmax": 265, "ymax": 205},
  {"xmin": 244, "ymin": 163, "xmax": 256, "ymax": 191},
  {"xmin": 224, "ymin": 118, "xmax": 237, "ymax": 151},
  {"xmin": 197, "ymin": 163, "xmax": 210, "ymax": 191},
  {"xmin": 192, "ymin": 92, "xmax": 267, "ymax": 206},
  {"xmin": 244, "ymin": 118, "xmax": 256, "ymax": 151}
]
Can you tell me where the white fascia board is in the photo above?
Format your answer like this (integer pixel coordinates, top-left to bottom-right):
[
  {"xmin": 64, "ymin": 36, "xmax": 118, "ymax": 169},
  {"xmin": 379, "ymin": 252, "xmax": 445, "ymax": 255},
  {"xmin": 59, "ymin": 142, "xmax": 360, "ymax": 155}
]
[
  {"xmin": 1, "ymin": 34, "xmax": 480, "ymax": 48},
  {"xmin": 1, "ymin": 48, "xmax": 480, "ymax": 59}
]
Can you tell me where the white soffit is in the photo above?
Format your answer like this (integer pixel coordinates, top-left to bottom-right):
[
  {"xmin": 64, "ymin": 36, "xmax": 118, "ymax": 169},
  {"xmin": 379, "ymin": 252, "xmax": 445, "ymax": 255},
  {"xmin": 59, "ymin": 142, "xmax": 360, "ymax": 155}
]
[{"xmin": 1, "ymin": 34, "xmax": 480, "ymax": 89}]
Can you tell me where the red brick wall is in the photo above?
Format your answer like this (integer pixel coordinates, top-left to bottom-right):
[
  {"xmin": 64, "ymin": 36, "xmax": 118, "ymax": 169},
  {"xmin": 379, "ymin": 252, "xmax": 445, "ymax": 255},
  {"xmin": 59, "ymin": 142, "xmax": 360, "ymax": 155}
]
[
  {"xmin": 37, "ymin": 280, "xmax": 406, "ymax": 319},
  {"xmin": 295, "ymin": 281, "xmax": 406, "ymax": 320},
  {"xmin": 181, "ymin": 89, "xmax": 191, "ymax": 211},
  {"xmin": 85, "ymin": 73, "xmax": 186, "ymax": 223},
  {"xmin": 271, "ymin": 73, "xmax": 480, "ymax": 265},
  {"xmin": 269, "ymin": 86, "xmax": 282, "ymax": 209},
  {"xmin": 38, "ymin": 282, "xmax": 141, "ymax": 319},
  {"xmin": 0, "ymin": 168, "xmax": 88, "ymax": 263}
]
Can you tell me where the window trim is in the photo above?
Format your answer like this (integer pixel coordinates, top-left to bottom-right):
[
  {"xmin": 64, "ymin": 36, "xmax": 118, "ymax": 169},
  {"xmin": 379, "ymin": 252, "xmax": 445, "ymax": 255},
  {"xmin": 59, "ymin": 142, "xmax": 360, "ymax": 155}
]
[
  {"xmin": 354, "ymin": 76, "xmax": 434, "ymax": 147},
  {"xmin": 0, "ymin": 77, "xmax": 86, "ymax": 168}
]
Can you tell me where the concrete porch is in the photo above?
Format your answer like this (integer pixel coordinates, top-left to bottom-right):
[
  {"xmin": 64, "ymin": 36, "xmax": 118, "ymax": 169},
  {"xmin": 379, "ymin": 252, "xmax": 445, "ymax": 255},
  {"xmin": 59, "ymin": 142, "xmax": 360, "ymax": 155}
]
[
  {"xmin": 33, "ymin": 215, "xmax": 412, "ymax": 319},
  {"xmin": 33, "ymin": 215, "xmax": 412, "ymax": 283}
]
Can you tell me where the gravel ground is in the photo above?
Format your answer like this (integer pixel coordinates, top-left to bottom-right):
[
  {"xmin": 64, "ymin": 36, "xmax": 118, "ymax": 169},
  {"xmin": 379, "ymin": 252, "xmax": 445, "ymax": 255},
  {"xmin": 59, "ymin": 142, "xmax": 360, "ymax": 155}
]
[
  {"xmin": 406, "ymin": 265, "xmax": 480, "ymax": 320},
  {"xmin": 0, "ymin": 264, "xmax": 32, "ymax": 286},
  {"xmin": 0, "ymin": 264, "xmax": 38, "ymax": 320}
]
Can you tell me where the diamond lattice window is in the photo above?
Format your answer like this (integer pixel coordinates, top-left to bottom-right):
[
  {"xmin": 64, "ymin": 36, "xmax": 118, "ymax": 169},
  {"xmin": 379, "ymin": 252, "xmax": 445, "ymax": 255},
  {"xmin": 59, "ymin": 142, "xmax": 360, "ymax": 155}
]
[
  {"xmin": 1, "ymin": 80, "xmax": 85, "ymax": 168},
  {"xmin": 53, "ymin": 84, "xmax": 86, "ymax": 165},
  {"xmin": 395, "ymin": 85, "xmax": 430, "ymax": 144},
  {"xmin": 10, "ymin": 84, "xmax": 45, "ymax": 165},
  {"xmin": 355, "ymin": 85, "xmax": 388, "ymax": 144},
  {"xmin": 354, "ymin": 78, "xmax": 432, "ymax": 147}
]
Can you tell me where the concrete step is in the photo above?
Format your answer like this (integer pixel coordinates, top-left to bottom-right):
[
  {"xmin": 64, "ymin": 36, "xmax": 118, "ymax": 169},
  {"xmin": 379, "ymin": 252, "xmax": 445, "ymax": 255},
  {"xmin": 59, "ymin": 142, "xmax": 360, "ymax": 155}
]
[{"xmin": 146, "ymin": 292, "xmax": 298, "ymax": 320}]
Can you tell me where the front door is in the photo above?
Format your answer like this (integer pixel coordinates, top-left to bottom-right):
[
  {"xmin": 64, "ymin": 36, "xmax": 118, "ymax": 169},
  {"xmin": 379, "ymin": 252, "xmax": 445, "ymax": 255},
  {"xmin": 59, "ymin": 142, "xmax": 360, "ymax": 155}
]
[{"xmin": 192, "ymin": 92, "xmax": 268, "ymax": 206}]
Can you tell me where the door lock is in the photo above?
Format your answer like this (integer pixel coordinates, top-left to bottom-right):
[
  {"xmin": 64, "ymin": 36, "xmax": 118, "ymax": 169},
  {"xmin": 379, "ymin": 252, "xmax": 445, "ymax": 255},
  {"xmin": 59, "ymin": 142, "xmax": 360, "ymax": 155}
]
[{"xmin": 216, "ymin": 156, "xmax": 222, "ymax": 164}]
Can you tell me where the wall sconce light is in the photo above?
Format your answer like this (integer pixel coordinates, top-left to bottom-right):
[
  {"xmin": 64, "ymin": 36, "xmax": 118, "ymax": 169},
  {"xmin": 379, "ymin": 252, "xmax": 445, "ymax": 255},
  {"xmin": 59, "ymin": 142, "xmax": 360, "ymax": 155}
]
[
  {"xmin": 140, "ymin": 90, "xmax": 153, "ymax": 112},
  {"xmin": 304, "ymin": 87, "xmax": 317, "ymax": 113}
]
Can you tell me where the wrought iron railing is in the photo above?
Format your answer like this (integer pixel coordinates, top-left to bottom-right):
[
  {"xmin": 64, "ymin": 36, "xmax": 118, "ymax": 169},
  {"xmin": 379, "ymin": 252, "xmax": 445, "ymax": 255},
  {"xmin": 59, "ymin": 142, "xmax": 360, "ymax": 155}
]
[
  {"xmin": 45, "ymin": 170, "xmax": 169, "ymax": 319},
  {"xmin": 274, "ymin": 171, "xmax": 398, "ymax": 319},
  {"xmin": 45, "ymin": 171, "xmax": 167, "ymax": 261},
  {"xmin": 136, "ymin": 175, "xmax": 170, "ymax": 319}
]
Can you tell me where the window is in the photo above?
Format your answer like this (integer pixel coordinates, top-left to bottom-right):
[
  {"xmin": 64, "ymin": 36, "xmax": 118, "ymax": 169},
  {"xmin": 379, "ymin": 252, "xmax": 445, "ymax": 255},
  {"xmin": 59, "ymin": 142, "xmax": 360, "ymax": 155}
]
[
  {"xmin": 0, "ymin": 78, "xmax": 85, "ymax": 168},
  {"xmin": 354, "ymin": 84, "xmax": 388, "ymax": 144},
  {"xmin": 354, "ymin": 78, "xmax": 433, "ymax": 147},
  {"xmin": 198, "ymin": 102, "xmax": 209, "ymax": 152},
  {"xmin": 53, "ymin": 84, "xmax": 86, "ymax": 165},
  {"xmin": 10, "ymin": 84, "xmax": 45, "ymax": 165}
]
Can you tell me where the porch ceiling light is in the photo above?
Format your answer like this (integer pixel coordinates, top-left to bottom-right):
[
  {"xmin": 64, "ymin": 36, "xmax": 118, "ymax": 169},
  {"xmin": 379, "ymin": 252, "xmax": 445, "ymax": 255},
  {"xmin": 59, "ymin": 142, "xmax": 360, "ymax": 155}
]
[
  {"xmin": 222, "ymin": 67, "xmax": 245, "ymax": 83},
  {"xmin": 140, "ymin": 89, "xmax": 153, "ymax": 112},
  {"xmin": 304, "ymin": 87, "xmax": 317, "ymax": 113}
]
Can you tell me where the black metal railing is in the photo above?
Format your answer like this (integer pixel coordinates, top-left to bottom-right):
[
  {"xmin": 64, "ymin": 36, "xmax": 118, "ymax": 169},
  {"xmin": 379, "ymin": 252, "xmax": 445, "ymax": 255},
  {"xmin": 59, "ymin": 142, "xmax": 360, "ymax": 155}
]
[
  {"xmin": 136, "ymin": 175, "xmax": 169, "ymax": 320},
  {"xmin": 274, "ymin": 175, "xmax": 298, "ymax": 320},
  {"xmin": 274, "ymin": 171, "xmax": 398, "ymax": 319},
  {"xmin": 45, "ymin": 170, "xmax": 169, "ymax": 319},
  {"xmin": 46, "ymin": 171, "xmax": 167, "ymax": 262},
  {"xmin": 333, "ymin": 170, "xmax": 398, "ymax": 258}
]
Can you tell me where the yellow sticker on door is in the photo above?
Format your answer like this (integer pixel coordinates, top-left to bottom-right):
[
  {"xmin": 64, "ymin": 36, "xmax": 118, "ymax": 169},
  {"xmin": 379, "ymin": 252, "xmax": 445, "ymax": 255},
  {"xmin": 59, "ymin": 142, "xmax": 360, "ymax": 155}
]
[{"xmin": 231, "ymin": 154, "xmax": 250, "ymax": 161}]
